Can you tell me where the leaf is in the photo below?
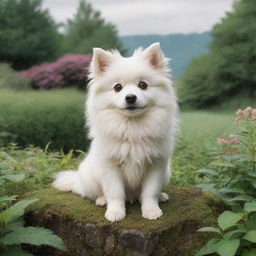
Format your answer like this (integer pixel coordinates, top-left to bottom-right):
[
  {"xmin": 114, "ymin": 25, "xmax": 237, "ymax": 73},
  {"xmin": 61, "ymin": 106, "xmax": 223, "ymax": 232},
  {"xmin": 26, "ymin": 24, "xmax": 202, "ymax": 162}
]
[
  {"xmin": 247, "ymin": 214, "xmax": 256, "ymax": 229},
  {"xmin": 0, "ymin": 226, "xmax": 67, "ymax": 251},
  {"xmin": 250, "ymin": 179, "xmax": 256, "ymax": 189},
  {"xmin": 218, "ymin": 154, "xmax": 245, "ymax": 160},
  {"xmin": 195, "ymin": 238, "xmax": 220, "ymax": 256},
  {"xmin": 197, "ymin": 227, "xmax": 222, "ymax": 234},
  {"xmin": 244, "ymin": 202, "xmax": 256, "ymax": 213},
  {"xmin": 1, "ymin": 247, "xmax": 33, "ymax": 256},
  {"xmin": 196, "ymin": 183, "xmax": 215, "ymax": 192},
  {"xmin": 219, "ymin": 187, "xmax": 244, "ymax": 194},
  {"xmin": 218, "ymin": 211, "xmax": 244, "ymax": 231},
  {"xmin": 217, "ymin": 239, "xmax": 240, "ymax": 256},
  {"xmin": 224, "ymin": 229, "xmax": 246, "ymax": 239},
  {"xmin": 5, "ymin": 218, "xmax": 25, "ymax": 232},
  {"xmin": 197, "ymin": 169, "xmax": 218, "ymax": 176},
  {"xmin": 229, "ymin": 195, "xmax": 254, "ymax": 202},
  {"xmin": 210, "ymin": 162, "xmax": 236, "ymax": 168},
  {"xmin": 242, "ymin": 249, "xmax": 256, "ymax": 256},
  {"xmin": 1, "ymin": 174, "xmax": 25, "ymax": 183},
  {"xmin": 0, "ymin": 195, "xmax": 17, "ymax": 204},
  {"xmin": 243, "ymin": 230, "xmax": 256, "ymax": 243},
  {"xmin": 247, "ymin": 170, "xmax": 256, "ymax": 177},
  {"xmin": 0, "ymin": 199, "xmax": 38, "ymax": 225}
]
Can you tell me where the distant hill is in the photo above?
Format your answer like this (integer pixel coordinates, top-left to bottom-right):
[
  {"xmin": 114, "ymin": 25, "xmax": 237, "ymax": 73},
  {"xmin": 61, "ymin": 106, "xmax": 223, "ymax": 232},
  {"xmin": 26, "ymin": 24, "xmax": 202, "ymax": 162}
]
[{"xmin": 121, "ymin": 32, "xmax": 211, "ymax": 77}]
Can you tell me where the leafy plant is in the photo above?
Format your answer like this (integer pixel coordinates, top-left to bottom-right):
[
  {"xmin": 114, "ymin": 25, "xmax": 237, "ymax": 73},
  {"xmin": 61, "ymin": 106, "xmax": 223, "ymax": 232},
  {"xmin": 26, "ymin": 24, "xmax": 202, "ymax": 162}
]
[
  {"xmin": 196, "ymin": 107, "xmax": 256, "ymax": 256},
  {"xmin": 0, "ymin": 168, "xmax": 67, "ymax": 255}
]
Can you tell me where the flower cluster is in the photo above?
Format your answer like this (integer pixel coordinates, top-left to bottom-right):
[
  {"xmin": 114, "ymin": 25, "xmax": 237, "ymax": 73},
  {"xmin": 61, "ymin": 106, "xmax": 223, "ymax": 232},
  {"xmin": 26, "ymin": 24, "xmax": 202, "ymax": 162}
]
[
  {"xmin": 19, "ymin": 54, "xmax": 92, "ymax": 89},
  {"xmin": 217, "ymin": 134, "xmax": 240, "ymax": 145},
  {"xmin": 235, "ymin": 106, "xmax": 256, "ymax": 124}
]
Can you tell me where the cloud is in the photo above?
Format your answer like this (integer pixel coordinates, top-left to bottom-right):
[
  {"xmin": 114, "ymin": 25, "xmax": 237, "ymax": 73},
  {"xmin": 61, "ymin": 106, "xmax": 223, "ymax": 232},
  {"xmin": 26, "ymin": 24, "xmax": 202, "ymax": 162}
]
[{"xmin": 42, "ymin": 0, "xmax": 234, "ymax": 35}]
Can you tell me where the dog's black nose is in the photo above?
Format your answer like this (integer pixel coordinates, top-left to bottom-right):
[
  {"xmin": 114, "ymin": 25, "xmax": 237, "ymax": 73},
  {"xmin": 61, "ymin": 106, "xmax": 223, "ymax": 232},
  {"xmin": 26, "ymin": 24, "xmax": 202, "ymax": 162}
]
[{"xmin": 125, "ymin": 94, "xmax": 137, "ymax": 104}]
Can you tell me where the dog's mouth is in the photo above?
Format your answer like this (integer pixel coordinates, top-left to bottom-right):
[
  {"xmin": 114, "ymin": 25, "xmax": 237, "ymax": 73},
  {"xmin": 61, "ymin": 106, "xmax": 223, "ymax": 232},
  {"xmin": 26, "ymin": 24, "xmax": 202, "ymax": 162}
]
[
  {"xmin": 125, "ymin": 105, "xmax": 147, "ymax": 111},
  {"xmin": 126, "ymin": 105, "xmax": 137, "ymax": 111}
]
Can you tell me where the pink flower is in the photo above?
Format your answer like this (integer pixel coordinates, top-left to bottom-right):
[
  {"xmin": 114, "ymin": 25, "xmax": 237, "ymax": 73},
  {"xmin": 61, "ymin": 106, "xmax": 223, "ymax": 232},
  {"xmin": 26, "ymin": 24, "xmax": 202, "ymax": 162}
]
[
  {"xmin": 236, "ymin": 109, "xmax": 243, "ymax": 116},
  {"xmin": 244, "ymin": 107, "xmax": 253, "ymax": 116},
  {"xmin": 230, "ymin": 138, "xmax": 240, "ymax": 145},
  {"xmin": 252, "ymin": 109, "xmax": 256, "ymax": 121},
  {"xmin": 217, "ymin": 138, "xmax": 228, "ymax": 145},
  {"xmin": 217, "ymin": 134, "xmax": 240, "ymax": 145}
]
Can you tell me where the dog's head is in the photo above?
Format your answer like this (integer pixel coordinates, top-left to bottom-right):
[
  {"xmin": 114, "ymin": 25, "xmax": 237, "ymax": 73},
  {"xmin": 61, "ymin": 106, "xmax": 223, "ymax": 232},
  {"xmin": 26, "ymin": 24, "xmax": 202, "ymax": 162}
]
[{"xmin": 88, "ymin": 43, "xmax": 172, "ymax": 117}]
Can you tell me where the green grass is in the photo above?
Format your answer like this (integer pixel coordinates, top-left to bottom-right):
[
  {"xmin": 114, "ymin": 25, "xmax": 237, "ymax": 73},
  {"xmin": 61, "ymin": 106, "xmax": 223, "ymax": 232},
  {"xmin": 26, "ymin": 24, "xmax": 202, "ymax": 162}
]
[
  {"xmin": 0, "ymin": 109, "xmax": 238, "ymax": 195},
  {"xmin": 0, "ymin": 88, "xmax": 241, "ymax": 192},
  {"xmin": 172, "ymin": 110, "xmax": 237, "ymax": 185}
]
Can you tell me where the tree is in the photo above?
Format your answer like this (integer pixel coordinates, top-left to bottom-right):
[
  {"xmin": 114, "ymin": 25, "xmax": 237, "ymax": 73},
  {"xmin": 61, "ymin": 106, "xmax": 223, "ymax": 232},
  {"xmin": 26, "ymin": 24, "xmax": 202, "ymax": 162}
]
[
  {"xmin": 181, "ymin": 0, "xmax": 256, "ymax": 108},
  {"xmin": 0, "ymin": 0, "xmax": 61, "ymax": 70},
  {"xmin": 64, "ymin": 0, "xmax": 125, "ymax": 54}
]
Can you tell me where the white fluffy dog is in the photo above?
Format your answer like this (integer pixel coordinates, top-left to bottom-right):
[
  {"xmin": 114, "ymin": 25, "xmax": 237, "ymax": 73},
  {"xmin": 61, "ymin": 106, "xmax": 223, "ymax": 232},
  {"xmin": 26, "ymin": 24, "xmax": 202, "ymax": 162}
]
[{"xmin": 52, "ymin": 43, "xmax": 178, "ymax": 222}]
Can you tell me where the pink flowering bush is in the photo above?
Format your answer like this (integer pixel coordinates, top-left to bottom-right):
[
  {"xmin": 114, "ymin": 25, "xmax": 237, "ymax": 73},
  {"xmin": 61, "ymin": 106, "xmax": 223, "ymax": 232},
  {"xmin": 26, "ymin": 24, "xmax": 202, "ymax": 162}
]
[
  {"xmin": 19, "ymin": 54, "xmax": 92, "ymax": 89},
  {"xmin": 196, "ymin": 107, "xmax": 256, "ymax": 256}
]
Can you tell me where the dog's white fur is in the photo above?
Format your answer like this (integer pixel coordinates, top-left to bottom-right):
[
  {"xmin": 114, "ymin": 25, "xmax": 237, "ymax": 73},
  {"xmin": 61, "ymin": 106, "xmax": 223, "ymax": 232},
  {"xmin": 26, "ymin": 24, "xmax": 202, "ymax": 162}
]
[{"xmin": 52, "ymin": 43, "xmax": 178, "ymax": 222}]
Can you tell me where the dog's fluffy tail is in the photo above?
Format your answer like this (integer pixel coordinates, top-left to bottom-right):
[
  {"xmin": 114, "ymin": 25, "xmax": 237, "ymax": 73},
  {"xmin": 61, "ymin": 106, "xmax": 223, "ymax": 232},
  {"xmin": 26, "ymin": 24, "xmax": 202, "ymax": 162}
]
[{"xmin": 52, "ymin": 170, "xmax": 79, "ymax": 192}]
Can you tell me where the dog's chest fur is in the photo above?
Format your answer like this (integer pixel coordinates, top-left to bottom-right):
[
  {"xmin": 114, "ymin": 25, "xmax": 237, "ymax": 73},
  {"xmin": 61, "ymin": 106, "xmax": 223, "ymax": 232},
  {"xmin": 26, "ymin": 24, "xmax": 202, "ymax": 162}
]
[{"xmin": 109, "ymin": 132, "xmax": 163, "ymax": 189}]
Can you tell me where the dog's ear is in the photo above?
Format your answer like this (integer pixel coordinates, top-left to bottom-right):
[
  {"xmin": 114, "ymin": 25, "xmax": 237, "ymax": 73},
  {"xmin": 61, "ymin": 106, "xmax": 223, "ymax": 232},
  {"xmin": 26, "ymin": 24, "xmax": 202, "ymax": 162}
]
[
  {"xmin": 91, "ymin": 48, "xmax": 113, "ymax": 75},
  {"xmin": 143, "ymin": 43, "xmax": 166, "ymax": 71}
]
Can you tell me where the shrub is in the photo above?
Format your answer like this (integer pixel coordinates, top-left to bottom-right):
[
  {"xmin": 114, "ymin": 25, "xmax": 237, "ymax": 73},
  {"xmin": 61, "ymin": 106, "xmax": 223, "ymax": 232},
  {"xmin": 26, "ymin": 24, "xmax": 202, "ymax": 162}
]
[
  {"xmin": 19, "ymin": 54, "xmax": 92, "ymax": 89},
  {"xmin": 0, "ymin": 89, "xmax": 89, "ymax": 152},
  {"xmin": 0, "ymin": 163, "xmax": 67, "ymax": 254},
  {"xmin": 0, "ymin": 63, "xmax": 31, "ymax": 90},
  {"xmin": 196, "ymin": 107, "xmax": 256, "ymax": 256}
]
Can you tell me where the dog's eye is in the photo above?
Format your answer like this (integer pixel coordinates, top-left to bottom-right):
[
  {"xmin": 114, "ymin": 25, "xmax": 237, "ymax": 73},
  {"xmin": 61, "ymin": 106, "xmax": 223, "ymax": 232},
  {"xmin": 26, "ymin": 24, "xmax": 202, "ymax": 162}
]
[
  {"xmin": 114, "ymin": 84, "xmax": 122, "ymax": 92},
  {"xmin": 138, "ymin": 81, "xmax": 148, "ymax": 90}
]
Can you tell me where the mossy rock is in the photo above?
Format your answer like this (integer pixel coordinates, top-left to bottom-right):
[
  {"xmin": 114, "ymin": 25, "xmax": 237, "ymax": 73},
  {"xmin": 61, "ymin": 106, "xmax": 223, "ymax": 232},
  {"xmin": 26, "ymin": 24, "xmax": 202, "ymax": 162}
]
[{"xmin": 24, "ymin": 185, "xmax": 218, "ymax": 256}]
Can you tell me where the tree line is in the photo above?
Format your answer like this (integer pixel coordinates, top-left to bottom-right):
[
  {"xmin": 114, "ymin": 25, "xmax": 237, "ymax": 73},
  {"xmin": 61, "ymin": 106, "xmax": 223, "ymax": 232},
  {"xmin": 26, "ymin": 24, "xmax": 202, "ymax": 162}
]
[
  {"xmin": 0, "ymin": 0, "xmax": 124, "ymax": 70},
  {"xmin": 179, "ymin": 0, "xmax": 256, "ymax": 108}
]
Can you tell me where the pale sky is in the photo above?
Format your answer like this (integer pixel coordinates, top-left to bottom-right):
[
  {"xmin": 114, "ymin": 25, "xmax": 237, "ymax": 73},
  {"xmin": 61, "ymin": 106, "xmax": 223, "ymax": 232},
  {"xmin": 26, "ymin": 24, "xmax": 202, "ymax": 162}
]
[{"xmin": 42, "ymin": 0, "xmax": 235, "ymax": 35}]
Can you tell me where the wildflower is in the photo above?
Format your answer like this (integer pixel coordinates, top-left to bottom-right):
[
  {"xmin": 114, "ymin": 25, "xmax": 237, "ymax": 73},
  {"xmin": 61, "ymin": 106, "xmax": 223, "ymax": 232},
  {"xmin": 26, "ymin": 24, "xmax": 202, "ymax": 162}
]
[
  {"xmin": 217, "ymin": 134, "xmax": 240, "ymax": 145},
  {"xmin": 217, "ymin": 138, "xmax": 228, "ymax": 145},
  {"xmin": 252, "ymin": 109, "xmax": 256, "ymax": 121},
  {"xmin": 236, "ymin": 109, "xmax": 243, "ymax": 116},
  {"xmin": 244, "ymin": 106, "xmax": 253, "ymax": 116}
]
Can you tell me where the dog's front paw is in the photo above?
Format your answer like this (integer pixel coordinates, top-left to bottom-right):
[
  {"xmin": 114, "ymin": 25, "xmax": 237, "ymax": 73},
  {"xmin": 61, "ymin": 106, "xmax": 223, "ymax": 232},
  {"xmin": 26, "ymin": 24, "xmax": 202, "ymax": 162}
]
[
  {"xmin": 142, "ymin": 206, "xmax": 163, "ymax": 220},
  {"xmin": 95, "ymin": 196, "xmax": 106, "ymax": 206},
  {"xmin": 105, "ymin": 208, "xmax": 126, "ymax": 222}
]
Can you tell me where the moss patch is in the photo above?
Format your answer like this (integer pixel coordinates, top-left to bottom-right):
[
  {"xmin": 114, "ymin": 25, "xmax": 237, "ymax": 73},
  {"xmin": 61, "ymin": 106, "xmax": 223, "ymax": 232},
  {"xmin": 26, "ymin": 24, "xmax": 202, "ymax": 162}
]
[
  {"xmin": 24, "ymin": 185, "xmax": 218, "ymax": 256},
  {"xmin": 25, "ymin": 185, "xmax": 214, "ymax": 232}
]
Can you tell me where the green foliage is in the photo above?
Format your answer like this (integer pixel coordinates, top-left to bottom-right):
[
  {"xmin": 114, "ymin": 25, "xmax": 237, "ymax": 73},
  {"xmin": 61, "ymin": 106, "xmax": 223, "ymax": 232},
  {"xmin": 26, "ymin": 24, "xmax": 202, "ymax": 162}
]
[
  {"xmin": 64, "ymin": 0, "xmax": 125, "ymax": 54},
  {"xmin": 0, "ymin": 89, "xmax": 89, "ymax": 152},
  {"xmin": 0, "ymin": 167, "xmax": 67, "ymax": 254},
  {"xmin": 0, "ymin": 64, "xmax": 31, "ymax": 90},
  {"xmin": 196, "ymin": 107, "xmax": 256, "ymax": 256},
  {"xmin": 0, "ymin": 0, "xmax": 61, "ymax": 70},
  {"xmin": 181, "ymin": 0, "xmax": 256, "ymax": 108},
  {"xmin": 172, "ymin": 111, "xmax": 236, "ymax": 186},
  {"xmin": 0, "ymin": 144, "xmax": 82, "ymax": 196}
]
